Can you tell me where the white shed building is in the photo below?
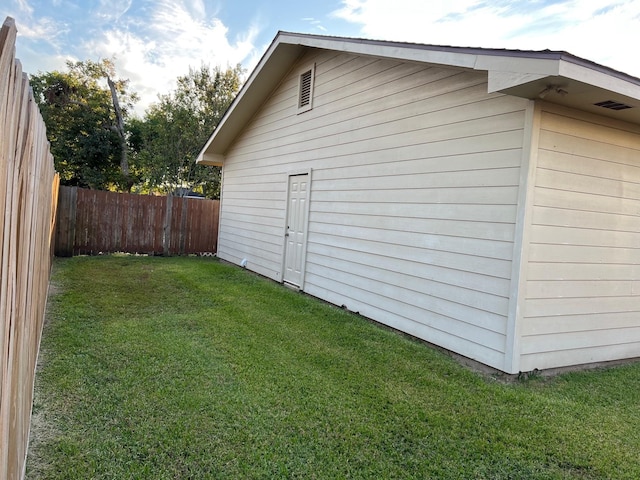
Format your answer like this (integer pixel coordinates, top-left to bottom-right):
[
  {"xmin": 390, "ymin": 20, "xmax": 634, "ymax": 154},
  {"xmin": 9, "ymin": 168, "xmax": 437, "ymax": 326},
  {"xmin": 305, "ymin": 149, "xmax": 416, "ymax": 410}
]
[{"xmin": 197, "ymin": 32, "xmax": 640, "ymax": 374}]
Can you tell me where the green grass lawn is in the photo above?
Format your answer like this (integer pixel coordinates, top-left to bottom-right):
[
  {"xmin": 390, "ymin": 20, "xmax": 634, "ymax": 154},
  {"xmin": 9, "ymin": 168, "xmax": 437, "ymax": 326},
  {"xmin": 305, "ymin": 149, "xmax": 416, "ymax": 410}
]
[{"xmin": 27, "ymin": 255, "xmax": 640, "ymax": 479}]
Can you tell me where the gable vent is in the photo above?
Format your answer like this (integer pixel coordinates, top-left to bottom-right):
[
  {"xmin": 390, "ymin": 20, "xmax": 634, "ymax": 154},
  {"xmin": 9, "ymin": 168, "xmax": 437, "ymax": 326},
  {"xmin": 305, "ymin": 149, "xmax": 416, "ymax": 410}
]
[
  {"xmin": 297, "ymin": 64, "xmax": 315, "ymax": 114},
  {"xmin": 299, "ymin": 69, "xmax": 312, "ymax": 108},
  {"xmin": 594, "ymin": 100, "xmax": 633, "ymax": 111}
]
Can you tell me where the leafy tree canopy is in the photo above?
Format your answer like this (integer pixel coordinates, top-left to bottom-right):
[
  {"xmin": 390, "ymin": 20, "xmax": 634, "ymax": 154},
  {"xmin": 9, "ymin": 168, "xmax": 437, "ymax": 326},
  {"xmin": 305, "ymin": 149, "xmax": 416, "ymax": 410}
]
[
  {"xmin": 30, "ymin": 58, "xmax": 138, "ymax": 190},
  {"xmin": 131, "ymin": 64, "xmax": 244, "ymax": 198},
  {"xmin": 32, "ymin": 60, "xmax": 242, "ymax": 198}
]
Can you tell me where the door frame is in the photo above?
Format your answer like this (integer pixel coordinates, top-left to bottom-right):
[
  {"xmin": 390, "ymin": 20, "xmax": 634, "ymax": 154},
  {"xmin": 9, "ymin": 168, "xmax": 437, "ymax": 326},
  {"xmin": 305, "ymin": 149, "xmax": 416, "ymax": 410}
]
[{"xmin": 281, "ymin": 169, "xmax": 312, "ymax": 289}]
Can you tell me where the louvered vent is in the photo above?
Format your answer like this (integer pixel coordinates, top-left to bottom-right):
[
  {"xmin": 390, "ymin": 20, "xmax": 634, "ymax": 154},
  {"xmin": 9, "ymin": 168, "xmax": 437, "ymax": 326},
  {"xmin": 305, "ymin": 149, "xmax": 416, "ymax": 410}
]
[
  {"xmin": 299, "ymin": 69, "xmax": 313, "ymax": 108},
  {"xmin": 594, "ymin": 100, "xmax": 633, "ymax": 111}
]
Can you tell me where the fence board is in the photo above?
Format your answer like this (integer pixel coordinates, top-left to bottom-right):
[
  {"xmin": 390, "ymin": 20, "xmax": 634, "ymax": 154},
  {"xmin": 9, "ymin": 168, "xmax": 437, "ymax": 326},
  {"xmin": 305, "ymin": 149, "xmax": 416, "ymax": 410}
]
[
  {"xmin": 53, "ymin": 186, "xmax": 76, "ymax": 257},
  {"xmin": 55, "ymin": 187, "xmax": 219, "ymax": 256},
  {"xmin": 0, "ymin": 16, "xmax": 59, "ymax": 480}
]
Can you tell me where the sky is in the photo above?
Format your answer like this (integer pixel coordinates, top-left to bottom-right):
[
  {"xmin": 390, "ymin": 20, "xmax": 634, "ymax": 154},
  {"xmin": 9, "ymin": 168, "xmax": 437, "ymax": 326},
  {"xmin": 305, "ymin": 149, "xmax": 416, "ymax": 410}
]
[{"xmin": 2, "ymin": 0, "xmax": 640, "ymax": 116}]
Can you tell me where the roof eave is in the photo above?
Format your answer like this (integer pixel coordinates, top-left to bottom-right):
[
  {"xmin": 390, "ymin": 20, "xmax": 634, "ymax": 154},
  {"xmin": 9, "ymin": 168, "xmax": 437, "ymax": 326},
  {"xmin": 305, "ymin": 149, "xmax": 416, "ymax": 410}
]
[
  {"xmin": 487, "ymin": 58, "xmax": 640, "ymax": 124},
  {"xmin": 197, "ymin": 32, "xmax": 640, "ymax": 163},
  {"xmin": 196, "ymin": 32, "xmax": 305, "ymax": 164}
]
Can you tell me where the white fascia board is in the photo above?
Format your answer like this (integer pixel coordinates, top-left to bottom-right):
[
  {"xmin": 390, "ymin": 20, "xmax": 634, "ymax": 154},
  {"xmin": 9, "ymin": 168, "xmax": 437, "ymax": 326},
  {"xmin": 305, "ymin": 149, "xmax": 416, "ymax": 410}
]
[
  {"xmin": 197, "ymin": 32, "xmax": 484, "ymax": 164},
  {"xmin": 283, "ymin": 32, "xmax": 479, "ymax": 69},
  {"xmin": 487, "ymin": 71, "xmax": 549, "ymax": 93},
  {"xmin": 195, "ymin": 130, "xmax": 216, "ymax": 164},
  {"xmin": 475, "ymin": 55, "xmax": 561, "ymax": 76},
  {"xmin": 484, "ymin": 54, "xmax": 640, "ymax": 100},
  {"xmin": 196, "ymin": 31, "xmax": 640, "ymax": 164},
  {"xmin": 196, "ymin": 33, "xmax": 302, "ymax": 163},
  {"xmin": 559, "ymin": 60, "xmax": 640, "ymax": 101},
  {"xmin": 197, "ymin": 152, "xmax": 224, "ymax": 166},
  {"xmin": 480, "ymin": 55, "xmax": 562, "ymax": 93}
]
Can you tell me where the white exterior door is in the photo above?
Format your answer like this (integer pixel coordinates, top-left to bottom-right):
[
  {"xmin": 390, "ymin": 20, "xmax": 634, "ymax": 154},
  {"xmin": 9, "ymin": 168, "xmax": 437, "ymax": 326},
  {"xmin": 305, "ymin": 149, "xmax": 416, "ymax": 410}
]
[{"xmin": 283, "ymin": 174, "xmax": 309, "ymax": 287}]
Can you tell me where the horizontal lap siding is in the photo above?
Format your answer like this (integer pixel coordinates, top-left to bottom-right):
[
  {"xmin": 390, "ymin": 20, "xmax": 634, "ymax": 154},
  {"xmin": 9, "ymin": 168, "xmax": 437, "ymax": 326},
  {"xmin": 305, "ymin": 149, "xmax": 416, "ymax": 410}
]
[
  {"xmin": 521, "ymin": 105, "xmax": 640, "ymax": 371},
  {"xmin": 219, "ymin": 49, "xmax": 529, "ymax": 369}
]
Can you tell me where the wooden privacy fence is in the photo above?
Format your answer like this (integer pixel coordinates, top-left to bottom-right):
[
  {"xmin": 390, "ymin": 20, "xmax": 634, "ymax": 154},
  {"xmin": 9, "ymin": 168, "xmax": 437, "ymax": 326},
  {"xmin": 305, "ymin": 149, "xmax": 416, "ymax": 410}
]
[
  {"xmin": 55, "ymin": 186, "xmax": 220, "ymax": 256},
  {"xmin": 0, "ymin": 17, "xmax": 60, "ymax": 480}
]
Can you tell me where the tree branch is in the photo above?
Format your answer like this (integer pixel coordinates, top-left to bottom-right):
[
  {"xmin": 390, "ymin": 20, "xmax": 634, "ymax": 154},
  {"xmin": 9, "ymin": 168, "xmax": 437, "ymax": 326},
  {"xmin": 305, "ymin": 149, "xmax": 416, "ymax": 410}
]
[{"xmin": 107, "ymin": 76, "xmax": 131, "ymax": 188}]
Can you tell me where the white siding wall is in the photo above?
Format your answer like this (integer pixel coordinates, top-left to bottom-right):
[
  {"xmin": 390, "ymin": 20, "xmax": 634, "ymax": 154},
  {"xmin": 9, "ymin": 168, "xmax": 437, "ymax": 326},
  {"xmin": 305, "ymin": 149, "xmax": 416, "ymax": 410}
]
[
  {"xmin": 520, "ymin": 103, "xmax": 640, "ymax": 371},
  {"xmin": 218, "ymin": 49, "xmax": 530, "ymax": 370}
]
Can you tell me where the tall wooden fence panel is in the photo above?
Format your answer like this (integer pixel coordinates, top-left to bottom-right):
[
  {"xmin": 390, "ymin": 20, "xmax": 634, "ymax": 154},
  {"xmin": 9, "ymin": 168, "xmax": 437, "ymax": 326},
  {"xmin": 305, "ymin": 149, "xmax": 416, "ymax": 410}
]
[
  {"xmin": 55, "ymin": 187, "xmax": 219, "ymax": 256},
  {"xmin": 0, "ymin": 17, "xmax": 60, "ymax": 480}
]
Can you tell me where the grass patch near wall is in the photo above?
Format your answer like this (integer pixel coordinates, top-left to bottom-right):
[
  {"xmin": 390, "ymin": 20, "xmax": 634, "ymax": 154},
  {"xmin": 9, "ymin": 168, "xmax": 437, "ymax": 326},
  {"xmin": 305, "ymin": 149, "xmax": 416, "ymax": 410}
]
[{"xmin": 28, "ymin": 256, "xmax": 640, "ymax": 479}]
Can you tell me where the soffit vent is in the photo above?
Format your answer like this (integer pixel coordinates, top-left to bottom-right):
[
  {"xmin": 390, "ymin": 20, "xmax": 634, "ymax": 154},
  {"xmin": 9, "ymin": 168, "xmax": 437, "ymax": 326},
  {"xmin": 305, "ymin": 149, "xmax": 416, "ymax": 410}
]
[
  {"xmin": 299, "ymin": 69, "xmax": 312, "ymax": 108},
  {"xmin": 594, "ymin": 100, "xmax": 633, "ymax": 111}
]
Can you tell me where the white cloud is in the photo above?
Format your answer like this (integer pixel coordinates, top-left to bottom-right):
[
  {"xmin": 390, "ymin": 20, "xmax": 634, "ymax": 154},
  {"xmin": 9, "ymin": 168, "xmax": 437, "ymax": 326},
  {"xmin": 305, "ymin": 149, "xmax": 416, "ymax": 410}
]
[
  {"xmin": 2, "ymin": 0, "xmax": 261, "ymax": 116},
  {"xmin": 0, "ymin": 1, "xmax": 69, "ymax": 76},
  {"xmin": 302, "ymin": 17, "xmax": 328, "ymax": 32},
  {"xmin": 20, "ymin": 49, "xmax": 73, "ymax": 76},
  {"xmin": 16, "ymin": 15, "xmax": 64, "ymax": 41},
  {"xmin": 187, "ymin": 0, "xmax": 206, "ymax": 20},
  {"xmin": 331, "ymin": 0, "xmax": 640, "ymax": 78},
  {"xmin": 81, "ymin": 0, "xmax": 261, "ymax": 115},
  {"xmin": 92, "ymin": 0, "xmax": 132, "ymax": 21},
  {"xmin": 2, "ymin": 0, "xmax": 64, "ymax": 45},
  {"xmin": 14, "ymin": 0, "xmax": 33, "ymax": 15},
  {"xmin": 7, "ymin": 0, "xmax": 639, "ymax": 122}
]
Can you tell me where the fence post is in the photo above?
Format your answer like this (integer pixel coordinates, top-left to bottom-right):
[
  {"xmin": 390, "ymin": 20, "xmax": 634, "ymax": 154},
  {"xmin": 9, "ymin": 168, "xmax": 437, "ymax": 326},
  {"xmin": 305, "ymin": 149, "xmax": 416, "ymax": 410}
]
[
  {"xmin": 54, "ymin": 186, "xmax": 76, "ymax": 257},
  {"xmin": 179, "ymin": 197, "xmax": 188, "ymax": 255},
  {"xmin": 163, "ymin": 194, "xmax": 172, "ymax": 256}
]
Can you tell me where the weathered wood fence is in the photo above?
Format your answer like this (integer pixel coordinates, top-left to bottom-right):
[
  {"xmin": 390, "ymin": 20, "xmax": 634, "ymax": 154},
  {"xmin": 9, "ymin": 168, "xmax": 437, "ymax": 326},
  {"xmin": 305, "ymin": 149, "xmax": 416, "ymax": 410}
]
[
  {"xmin": 55, "ymin": 186, "xmax": 220, "ymax": 256},
  {"xmin": 0, "ymin": 17, "xmax": 60, "ymax": 480}
]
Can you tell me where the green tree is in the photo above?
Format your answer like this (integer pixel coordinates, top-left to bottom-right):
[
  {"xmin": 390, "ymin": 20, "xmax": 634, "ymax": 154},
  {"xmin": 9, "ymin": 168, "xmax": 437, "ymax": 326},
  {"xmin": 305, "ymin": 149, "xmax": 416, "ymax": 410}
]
[
  {"xmin": 30, "ymin": 58, "xmax": 138, "ymax": 190},
  {"xmin": 133, "ymin": 64, "xmax": 243, "ymax": 198}
]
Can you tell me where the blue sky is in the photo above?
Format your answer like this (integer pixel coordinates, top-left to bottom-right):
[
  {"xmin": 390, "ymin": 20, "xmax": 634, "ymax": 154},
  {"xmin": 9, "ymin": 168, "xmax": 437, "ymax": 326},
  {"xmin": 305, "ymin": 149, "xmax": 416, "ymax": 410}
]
[{"xmin": 2, "ymin": 0, "xmax": 639, "ymax": 116}]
